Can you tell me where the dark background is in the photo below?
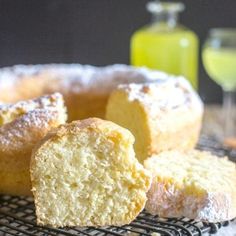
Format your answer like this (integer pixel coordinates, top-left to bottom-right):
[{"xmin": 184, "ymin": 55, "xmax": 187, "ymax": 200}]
[{"xmin": 0, "ymin": 0, "xmax": 235, "ymax": 103}]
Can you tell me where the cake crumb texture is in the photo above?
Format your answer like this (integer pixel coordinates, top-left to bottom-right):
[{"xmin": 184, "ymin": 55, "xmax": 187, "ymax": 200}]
[
  {"xmin": 144, "ymin": 150, "xmax": 236, "ymax": 222},
  {"xmin": 106, "ymin": 79, "xmax": 203, "ymax": 163},
  {"xmin": 30, "ymin": 118, "xmax": 151, "ymax": 227}
]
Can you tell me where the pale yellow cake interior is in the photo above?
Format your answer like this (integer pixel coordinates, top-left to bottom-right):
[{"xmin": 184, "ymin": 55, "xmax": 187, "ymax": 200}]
[
  {"xmin": 144, "ymin": 150, "xmax": 236, "ymax": 221},
  {"xmin": 106, "ymin": 83, "xmax": 203, "ymax": 163},
  {"xmin": 31, "ymin": 119, "xmax": 151, "ymax": 227},
  {"xmin": 106, "ymin": 91, "xmax": 151, "ymax": 164},
  {"xmin": 145, "ymin": 150, "xmax": 236, "ymax": 195}
]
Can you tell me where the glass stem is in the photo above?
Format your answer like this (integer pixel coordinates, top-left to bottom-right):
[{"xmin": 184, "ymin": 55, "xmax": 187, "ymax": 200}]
[{"xmin": 222, "ymin": 89, "xmax": 235, "ymax": 138}]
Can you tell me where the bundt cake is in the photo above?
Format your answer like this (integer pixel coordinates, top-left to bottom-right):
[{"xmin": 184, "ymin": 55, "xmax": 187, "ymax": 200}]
[
  {"xmin": 106, "ymin": 78, "xmax": 203, "ymax": 163},
  {"xmin": 144, "ymin": 150, "xmax": 236, "ymax": 222},
  {"xmin": 0, "ymin": 93, "xmax": 67, "ymax": 196},
  {"xmin": 0, "ymin": 64, "xmax": 202, "ymax": 122},
  {"xmin": 30, "ymin": 118, "xmax": 151, "ymax": 227}
]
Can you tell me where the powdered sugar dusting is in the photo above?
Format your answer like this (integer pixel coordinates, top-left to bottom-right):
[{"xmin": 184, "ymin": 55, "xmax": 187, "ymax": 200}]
[
  {"xmin": 0, "ymin": 92, "xmax": 67, "ymax": 148},
  {"xmin": 0, "ymin": 64, "xmax": 173, "ymax": 94},
  {"xmin": 0, "ymin": 64, "xmax": 203, "ymax": 122},
  {"xmin": 117, "ymin": 76, "xmax": 203, "ymax": 113},
  {"xmin": 0, "ymin": 64, "xmax": 203, "ymax": 135},
  {"xmin": 0, "ymin": 109, "xmax": 61, "ymax": 148},
  {"xmin": 145, "ymin": 150, "xmax": 236, "ymax": 222},
  {"xmin": 0, "ymin": 93, "xmax": 66, "ymax": 125}
]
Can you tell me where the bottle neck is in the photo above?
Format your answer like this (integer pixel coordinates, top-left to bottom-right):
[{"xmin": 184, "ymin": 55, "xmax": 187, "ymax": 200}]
[{"xmin": 151, "ymin": 11, "xmax": 179, "ymax": 28}]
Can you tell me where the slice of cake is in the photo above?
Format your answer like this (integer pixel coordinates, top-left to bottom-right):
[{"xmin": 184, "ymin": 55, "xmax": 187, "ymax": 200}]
[
  {"xmin": 0, "ymin": 93, "xmax": 67, "ymax": 196},
  {"xmin": 30, "ymin": 118, "xmax": 151, "ymax": 227},
  {"xmin": 144, "ymin": 150, "xmax": 236, "ymax": 222},
  {"xmin": 106, "ymin": 77, "xmax": 203, "ymax": 163}
]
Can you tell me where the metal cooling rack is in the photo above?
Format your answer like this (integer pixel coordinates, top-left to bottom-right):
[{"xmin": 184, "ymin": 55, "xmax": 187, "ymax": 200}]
[{"xmin": 0, "ymin": 136, "xmax": 235, "ymax": 236}]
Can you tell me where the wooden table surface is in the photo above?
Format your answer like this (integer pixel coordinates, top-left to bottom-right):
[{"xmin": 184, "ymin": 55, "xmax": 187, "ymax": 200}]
[{"xmin": 202, "ymin": 105, "xmax": 236, "ymax": 146}]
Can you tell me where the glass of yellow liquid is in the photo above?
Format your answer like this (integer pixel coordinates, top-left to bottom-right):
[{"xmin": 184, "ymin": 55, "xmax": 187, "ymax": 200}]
[
  {"xmin": 203, "ymin": 28, "xmax": 236, "ymax": 144},
  {"xmin": 131, "ymin": 1, "xmax": 199, "ymax": 89}
]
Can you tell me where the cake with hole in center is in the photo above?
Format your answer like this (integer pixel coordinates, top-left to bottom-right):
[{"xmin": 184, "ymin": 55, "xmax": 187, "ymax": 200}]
[{"xmin": 0, "ymin": 64, "xmax": 203, "ymax": 123}]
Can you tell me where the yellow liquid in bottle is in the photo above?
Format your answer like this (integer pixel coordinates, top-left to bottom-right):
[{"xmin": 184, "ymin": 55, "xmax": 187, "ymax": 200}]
[
  {"xmin": 203, "ymin": 48, "xmax": 236, "ymax": 90},
  {"xmin": 131, "ymin": 24, "xmax": 199, "ymax": 89}
]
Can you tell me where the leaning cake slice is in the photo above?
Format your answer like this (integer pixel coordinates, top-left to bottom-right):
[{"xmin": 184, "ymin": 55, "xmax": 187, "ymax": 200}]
[
  {"xmin": 30, "ymin": 118, "xmax": 151, "ymax": 227},
  {"xmin": 0, "ymin": 93, "xmax": 67, "ymax": 196},
  {"xmin": 144, "ymin": 150, "xmax": 236, "ymax": 222}
]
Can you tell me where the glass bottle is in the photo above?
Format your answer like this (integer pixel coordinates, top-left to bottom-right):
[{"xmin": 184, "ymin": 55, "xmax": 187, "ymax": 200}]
[{"xmin": 130, "ymin": 1, "xmax": 199, "ymax": 89}]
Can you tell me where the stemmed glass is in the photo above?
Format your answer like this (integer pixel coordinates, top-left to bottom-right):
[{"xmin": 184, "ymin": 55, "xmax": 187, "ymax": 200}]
[{"xmin": 202, "ymin": 28, "xmax": 236, "ymax": 144}]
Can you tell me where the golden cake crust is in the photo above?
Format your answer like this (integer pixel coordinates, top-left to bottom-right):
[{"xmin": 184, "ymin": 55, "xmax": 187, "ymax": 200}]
[
  {"xmin": 31, "ymin": 118, "xmax": 151, "ymax": 227},
  {"xmin": 0, "ymin": 93, "xmax": 67, "ymax": 195}
]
